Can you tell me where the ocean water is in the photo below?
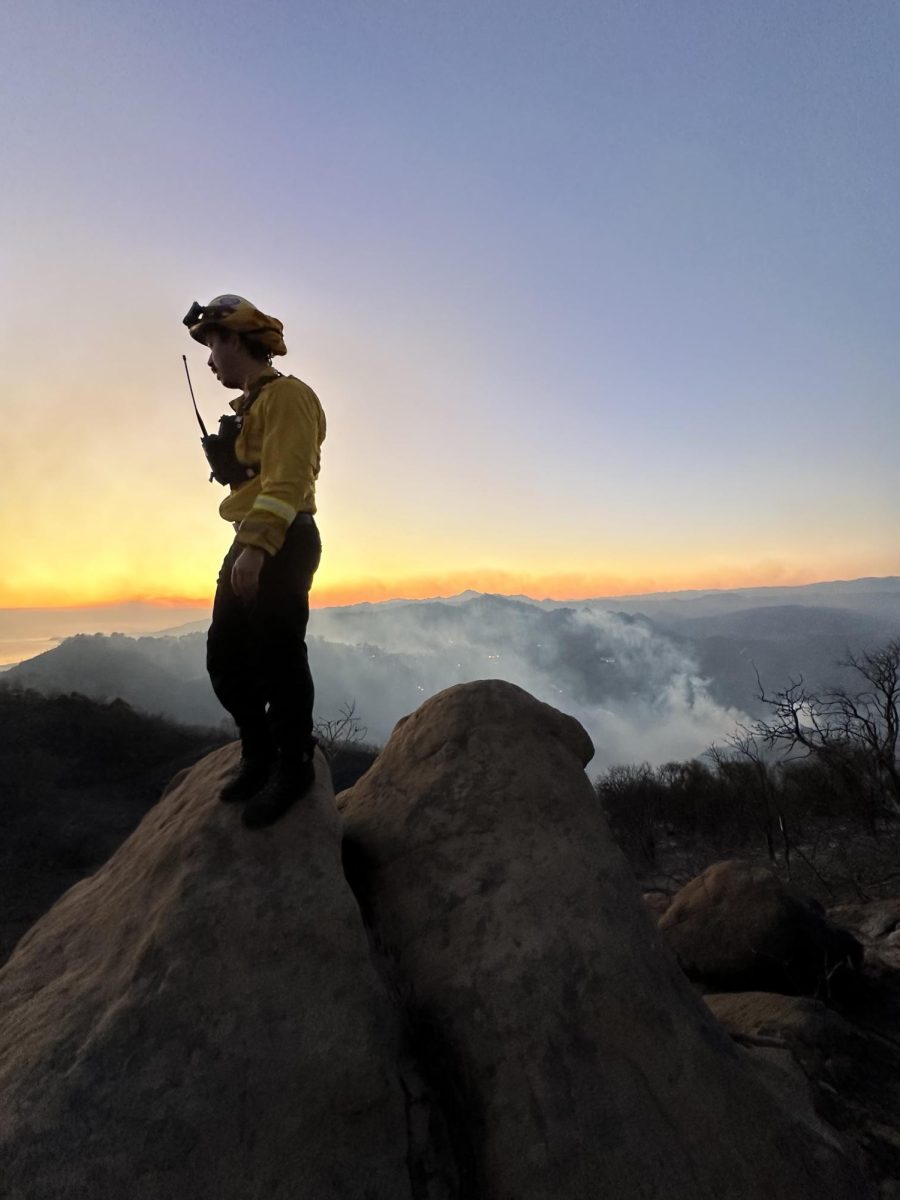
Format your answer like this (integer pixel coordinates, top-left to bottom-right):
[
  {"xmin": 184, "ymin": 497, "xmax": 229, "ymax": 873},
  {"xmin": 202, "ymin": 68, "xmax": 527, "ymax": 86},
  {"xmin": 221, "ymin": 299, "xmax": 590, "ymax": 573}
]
[{"xmin": 0, "ymin": 604, "xmax": 211, "ymax": 668}]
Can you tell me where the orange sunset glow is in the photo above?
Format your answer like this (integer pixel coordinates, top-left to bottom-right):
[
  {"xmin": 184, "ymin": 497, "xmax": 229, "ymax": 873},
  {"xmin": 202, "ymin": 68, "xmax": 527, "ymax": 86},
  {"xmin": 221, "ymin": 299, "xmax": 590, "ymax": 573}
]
[{"xmin": 4, "ymin": 557, "xmax": 895, "ymax": 614}]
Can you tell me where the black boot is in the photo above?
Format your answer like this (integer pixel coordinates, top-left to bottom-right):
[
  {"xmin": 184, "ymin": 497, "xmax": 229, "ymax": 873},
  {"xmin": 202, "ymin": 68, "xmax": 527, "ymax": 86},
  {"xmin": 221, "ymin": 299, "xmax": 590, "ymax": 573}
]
[
  {"xmin": 220, "ymin": 726, "xmax": 273, "ymax": 804},
  {"xmin": 219, "ymin": 756, "xmax": 272, "ymax": 804},
  {"xmin": 241, "ymin": 751, "xmax": 316, "ymax": 829}
]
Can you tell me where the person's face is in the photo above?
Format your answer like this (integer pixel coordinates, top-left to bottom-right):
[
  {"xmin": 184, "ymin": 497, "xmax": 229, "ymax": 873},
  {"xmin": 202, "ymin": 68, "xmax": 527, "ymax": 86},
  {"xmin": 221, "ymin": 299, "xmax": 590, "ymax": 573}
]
[{"xmin": 205, "ymin": 328, "xmax": 246, "ymax": 389}]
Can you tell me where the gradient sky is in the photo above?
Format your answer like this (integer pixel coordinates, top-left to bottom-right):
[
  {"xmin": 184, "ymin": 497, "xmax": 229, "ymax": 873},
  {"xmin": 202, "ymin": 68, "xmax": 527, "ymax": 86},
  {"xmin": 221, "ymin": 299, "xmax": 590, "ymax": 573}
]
[{"xmin": 3, "ymin": 0, "xmax": 898, "ymax": 609}]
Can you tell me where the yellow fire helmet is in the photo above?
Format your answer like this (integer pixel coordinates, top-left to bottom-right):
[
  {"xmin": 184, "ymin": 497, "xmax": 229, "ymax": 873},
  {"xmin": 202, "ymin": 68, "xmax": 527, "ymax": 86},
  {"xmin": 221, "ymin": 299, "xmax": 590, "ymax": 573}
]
[{"xmin": 183, "ymin": 294, "xmax": 287, "ymax": 356}]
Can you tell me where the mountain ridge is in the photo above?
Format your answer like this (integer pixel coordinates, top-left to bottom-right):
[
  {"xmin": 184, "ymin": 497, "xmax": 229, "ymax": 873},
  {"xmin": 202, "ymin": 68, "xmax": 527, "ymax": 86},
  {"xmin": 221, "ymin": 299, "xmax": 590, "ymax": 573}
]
[{"xmin": 3, "ymin": 575, "xmax": 899, "ymax": 666}]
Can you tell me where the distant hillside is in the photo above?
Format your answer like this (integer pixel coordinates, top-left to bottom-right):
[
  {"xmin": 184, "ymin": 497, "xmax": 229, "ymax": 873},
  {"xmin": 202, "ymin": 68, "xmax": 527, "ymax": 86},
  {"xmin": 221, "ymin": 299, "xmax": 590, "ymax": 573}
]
[
  {"xmin": 658, "ymin": 603, "xmax": 895, "ymax": 641},
  {"xmin": 6, "ymin": 632, "xmax": 219, "ymax": 727},
  {"xmin": 310, "ymin": 592, "xmax": 900, "ymax": 720},
  {"xmin": 5, "ymin": 586, "xmax": 899, "ymax": 768},
  {"xmin": 567, "ymin": 577, "xmax": 900, "ymax": 622},
  {"xmin": 630, "ymin": 603, "xmax": 898, "ymax": 715}
]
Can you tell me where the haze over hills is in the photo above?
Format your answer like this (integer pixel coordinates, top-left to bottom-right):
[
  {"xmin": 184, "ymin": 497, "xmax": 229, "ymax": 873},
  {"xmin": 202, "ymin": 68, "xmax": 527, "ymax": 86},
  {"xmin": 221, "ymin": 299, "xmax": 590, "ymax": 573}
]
[{"xmin": 4, "ymin": 579, "xmax": 898, "ymax": 768}]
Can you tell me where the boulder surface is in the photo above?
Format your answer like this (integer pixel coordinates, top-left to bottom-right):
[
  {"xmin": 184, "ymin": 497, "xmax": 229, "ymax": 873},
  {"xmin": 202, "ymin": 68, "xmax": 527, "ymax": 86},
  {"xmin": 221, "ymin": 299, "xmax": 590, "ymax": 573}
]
[
  {"xmin": 831, "ymin": 899, "xmax": 900, "ymax": 972},
  {"xmin": 0, "ymin": 745, "xmax": 414, "ymax": 1200},
  {"xmin": 339, "ymin": 679, "xmax": 870, "ymax": 1200},
  {"xmin": 707, "ymin": 989, "xmax": 900, "ymax": 1188},
  {"xmin": 659, "ymin": 858, "xmax": 864, "ymax": 995}
]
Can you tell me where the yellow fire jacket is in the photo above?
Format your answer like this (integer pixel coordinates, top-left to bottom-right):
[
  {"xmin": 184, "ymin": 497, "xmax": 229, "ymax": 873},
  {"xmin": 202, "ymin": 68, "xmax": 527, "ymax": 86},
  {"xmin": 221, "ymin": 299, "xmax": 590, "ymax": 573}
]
[{"xmin": 219, "ymin": 370, "xmax": 326, "ymax": 555}]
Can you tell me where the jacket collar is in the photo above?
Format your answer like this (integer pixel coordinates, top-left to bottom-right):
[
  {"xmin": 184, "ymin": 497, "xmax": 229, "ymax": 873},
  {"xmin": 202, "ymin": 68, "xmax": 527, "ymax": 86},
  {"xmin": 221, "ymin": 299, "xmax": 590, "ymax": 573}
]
[{"xmin": 229, "ymin": 368, "xmax": 281, "ymax": 413}]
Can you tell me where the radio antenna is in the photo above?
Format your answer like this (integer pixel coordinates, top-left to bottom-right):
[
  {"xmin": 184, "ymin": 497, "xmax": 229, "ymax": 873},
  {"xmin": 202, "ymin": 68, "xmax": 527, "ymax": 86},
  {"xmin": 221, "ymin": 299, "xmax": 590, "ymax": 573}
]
[{"xmin": 182, "ymin": 355, "xmax": 208, "ymax": 438}]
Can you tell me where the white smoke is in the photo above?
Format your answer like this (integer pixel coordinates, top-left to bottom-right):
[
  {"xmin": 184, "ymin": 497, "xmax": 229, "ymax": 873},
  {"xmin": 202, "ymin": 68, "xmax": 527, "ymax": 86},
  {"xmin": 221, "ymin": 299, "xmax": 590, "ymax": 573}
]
[
  {"xmin": 6, "ymin": 595, "xmax": 750, "ymax": 771},
  {"xmin": 308, "ymin": 598, "xmax": 748, "ymax": 771}
]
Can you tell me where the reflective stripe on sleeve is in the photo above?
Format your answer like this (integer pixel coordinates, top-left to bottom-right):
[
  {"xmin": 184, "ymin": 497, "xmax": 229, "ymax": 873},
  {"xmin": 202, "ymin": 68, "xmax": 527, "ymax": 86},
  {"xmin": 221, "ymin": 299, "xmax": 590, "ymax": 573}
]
[{"xmin": 251, "ymin": 495, "xmax": 298, "ymax": 523}]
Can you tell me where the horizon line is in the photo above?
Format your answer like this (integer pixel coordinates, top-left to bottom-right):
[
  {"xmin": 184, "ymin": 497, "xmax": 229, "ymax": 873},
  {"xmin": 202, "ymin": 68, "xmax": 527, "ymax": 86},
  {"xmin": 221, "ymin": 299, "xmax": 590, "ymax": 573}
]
[{"xmin": 2, "ymin": 572, "xmax": 898, "ymax": 614}]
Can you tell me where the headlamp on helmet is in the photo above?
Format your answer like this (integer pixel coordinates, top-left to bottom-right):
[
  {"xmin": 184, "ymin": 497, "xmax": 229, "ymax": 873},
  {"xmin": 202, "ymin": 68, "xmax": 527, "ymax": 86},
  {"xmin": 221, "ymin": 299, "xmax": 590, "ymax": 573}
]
[{"xmin": 182, "ymin": 294, "xmax": 287, "ymax": 356}]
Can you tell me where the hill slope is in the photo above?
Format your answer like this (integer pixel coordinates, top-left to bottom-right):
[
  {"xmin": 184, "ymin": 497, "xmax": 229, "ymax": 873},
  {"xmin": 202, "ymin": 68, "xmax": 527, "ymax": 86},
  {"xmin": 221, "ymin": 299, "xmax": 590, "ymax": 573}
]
[{"xmin": 0, "ymin": 688, "xmax": 226, "ymax": 965}]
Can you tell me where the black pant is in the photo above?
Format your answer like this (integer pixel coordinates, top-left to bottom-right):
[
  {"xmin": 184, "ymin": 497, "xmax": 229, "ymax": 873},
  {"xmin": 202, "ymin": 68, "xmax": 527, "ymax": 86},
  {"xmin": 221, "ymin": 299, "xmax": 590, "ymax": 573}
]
[{"xmin": 207, "ymin": 516, "xmax": 322, "ymax": 760}]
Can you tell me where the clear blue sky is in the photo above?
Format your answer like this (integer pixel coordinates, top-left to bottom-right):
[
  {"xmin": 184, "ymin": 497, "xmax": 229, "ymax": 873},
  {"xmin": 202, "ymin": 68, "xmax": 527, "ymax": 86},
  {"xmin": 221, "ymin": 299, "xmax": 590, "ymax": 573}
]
[{"xmin": 2, "ymin": 0, "xmax": 898, "ymax": 606}]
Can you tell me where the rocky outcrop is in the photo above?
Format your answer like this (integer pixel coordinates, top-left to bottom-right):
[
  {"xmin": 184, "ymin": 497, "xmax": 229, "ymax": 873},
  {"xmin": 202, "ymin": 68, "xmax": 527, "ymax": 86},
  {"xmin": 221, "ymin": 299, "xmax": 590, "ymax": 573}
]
[
  {"xmin": 707, "ymin": 989, "xmax": 900, "ymax": 1190},
  {"xmin": 831, "ymin": 899, "xmax": 900, "ymax": 972},
  {"xmin": 1, "ymin": 680, "xmax": 881, "ymax": 1200},
  {"xmin": 339, "ymin": 680, "xmax": 870, "ymax": 1199},
  {"xmin": 659, "ymin": 859, "xmax": 864, "ymax": 995},
  {"xmin": 0, "ymin": 745, "xmax": 414, "ymax": 1200}
]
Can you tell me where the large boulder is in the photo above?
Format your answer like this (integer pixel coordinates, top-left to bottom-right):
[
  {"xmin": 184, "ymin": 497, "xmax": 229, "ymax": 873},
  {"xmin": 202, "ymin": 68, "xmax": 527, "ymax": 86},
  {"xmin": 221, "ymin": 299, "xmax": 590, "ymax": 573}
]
[
  {"xmin": 830, "ymin": 899, "xmax": 900, "ymax": 972},
  {"xmin": 0, "ymin": 745, "xmax": 415, "ymax": 1200},
  {"xmin": 707, "ymin": 990, "xmax": 900, "ymax": 1189},
  {"xmin": 339, "ymin": 680, "xmax": 870, "ymax": 1200},
  {"xmin": 659, "ymin": 859, "xmax": 864, "ymax": 995}
]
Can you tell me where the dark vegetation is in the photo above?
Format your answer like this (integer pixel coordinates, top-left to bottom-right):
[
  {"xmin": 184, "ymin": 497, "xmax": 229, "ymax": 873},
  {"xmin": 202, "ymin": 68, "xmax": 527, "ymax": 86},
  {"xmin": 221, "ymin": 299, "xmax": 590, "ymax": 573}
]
[
  {"xmin": 0, "ymin": 685, "xmax": 227, "ymax": 864},
  {"xmin": 0, "ymin": 686, "xmax": 380, "ymax": 967},
  {"xmin": 314, "ymin": 700, "xmax": 380, "ymax": 790},
  {"xmin": 597, "ymin": 640, "xmax": 900, "ymax": 904},
  {"xmin": 0, "ymin": 687, "xmax": 229, "ymax": 965}
]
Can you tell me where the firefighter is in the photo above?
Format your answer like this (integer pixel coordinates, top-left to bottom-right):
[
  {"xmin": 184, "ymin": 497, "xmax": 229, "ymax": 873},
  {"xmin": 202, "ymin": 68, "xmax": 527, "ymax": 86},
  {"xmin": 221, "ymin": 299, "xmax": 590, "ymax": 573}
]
[{"xmin": 184, "ymin": 294, "xmax": 326, "ymax": 827}]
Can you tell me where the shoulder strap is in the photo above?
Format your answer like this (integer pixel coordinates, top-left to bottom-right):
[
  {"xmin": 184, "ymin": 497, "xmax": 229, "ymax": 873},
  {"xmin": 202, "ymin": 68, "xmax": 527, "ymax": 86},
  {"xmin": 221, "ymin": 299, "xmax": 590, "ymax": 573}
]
[{"xmin": 238, "ymin": 369, "xmax": 283, "ymax": 416}]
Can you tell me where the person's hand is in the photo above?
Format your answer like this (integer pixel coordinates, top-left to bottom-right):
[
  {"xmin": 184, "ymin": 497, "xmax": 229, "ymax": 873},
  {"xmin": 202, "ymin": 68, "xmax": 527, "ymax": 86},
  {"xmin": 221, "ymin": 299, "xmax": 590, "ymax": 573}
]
[{"xmin": 231, "ymin": 546, "xmax": 266, "ymax": 603}]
